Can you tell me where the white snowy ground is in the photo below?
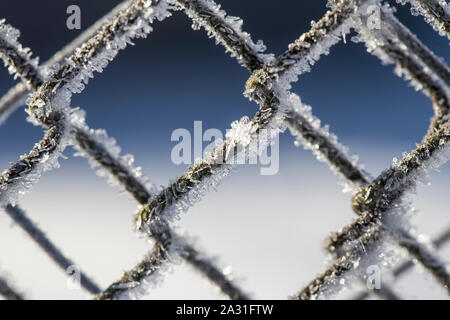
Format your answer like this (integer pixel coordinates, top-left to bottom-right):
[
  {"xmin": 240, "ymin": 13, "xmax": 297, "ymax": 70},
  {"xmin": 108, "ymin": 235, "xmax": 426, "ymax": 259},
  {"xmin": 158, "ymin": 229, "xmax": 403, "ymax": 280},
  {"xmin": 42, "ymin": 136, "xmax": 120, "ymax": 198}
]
[{"xmin": 0, "ymin": 139, "xmax": 449, "ymax": 300}]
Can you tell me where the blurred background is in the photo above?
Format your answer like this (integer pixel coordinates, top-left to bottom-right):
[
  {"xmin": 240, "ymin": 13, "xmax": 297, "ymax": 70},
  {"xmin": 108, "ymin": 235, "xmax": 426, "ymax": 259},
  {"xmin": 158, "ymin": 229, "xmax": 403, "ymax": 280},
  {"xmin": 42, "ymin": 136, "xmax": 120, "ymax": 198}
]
[{"xmin": 0, "ymin": 0, "xmax": 448, "ymax": 299}]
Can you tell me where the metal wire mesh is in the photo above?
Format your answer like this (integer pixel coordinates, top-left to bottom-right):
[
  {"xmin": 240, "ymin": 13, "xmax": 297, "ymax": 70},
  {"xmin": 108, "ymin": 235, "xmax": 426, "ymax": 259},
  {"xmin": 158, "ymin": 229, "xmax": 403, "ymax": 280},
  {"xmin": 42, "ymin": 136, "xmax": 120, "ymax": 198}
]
[{"xmin": 0, "ymin": 0, "xmax": 449, "ymax": 300}]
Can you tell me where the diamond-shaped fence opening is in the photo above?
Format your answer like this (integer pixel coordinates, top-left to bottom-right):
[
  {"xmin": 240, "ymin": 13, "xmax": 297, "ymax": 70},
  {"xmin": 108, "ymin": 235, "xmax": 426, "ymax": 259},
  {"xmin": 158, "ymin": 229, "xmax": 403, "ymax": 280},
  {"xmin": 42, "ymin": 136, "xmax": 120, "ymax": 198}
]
[{"xmin": 0, "ymin": 0, "xmax": 449, "ymax": 300}]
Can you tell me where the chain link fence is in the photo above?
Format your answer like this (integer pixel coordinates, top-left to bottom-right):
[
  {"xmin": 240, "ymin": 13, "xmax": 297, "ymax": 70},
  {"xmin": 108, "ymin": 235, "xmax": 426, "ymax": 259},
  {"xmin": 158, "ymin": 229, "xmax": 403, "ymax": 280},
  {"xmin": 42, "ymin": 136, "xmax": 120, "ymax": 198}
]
[{"xmin": 0, "ymin": 0, "xmax": 449, "ymax": 300}]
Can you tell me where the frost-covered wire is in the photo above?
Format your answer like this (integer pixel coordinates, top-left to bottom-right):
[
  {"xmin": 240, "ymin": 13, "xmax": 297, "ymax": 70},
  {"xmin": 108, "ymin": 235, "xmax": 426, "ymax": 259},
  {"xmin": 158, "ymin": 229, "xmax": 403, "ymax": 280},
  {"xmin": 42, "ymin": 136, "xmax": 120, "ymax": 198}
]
[
  {"xmin": 86, "ymin": 129, "xmax": 249, "ymax": 298},
  {"xmin": 0, "ymin": 1, "xmax": 133, "ymax": 125},
  {"xmin": 350, "ymin": 3, "xmax": 449, "ymax": 122},
  {"xmin": 0, "ymin": 0, "xmax": 173, "ymax": 206},
  {"xmin": 290, "ymin": 0, "xmax": 450, "ymax": 299},
  {"xmin": 171, "ymin": 0, "xmax": 273, "ymax": 72},
  {"xmin": 0, "ymin": 10, "xmax": 244, "ymax": 300},
  {"xmin": 0, "ymin": 4, "xmax": 168, "ymax": 205},
  {"xmin": 182, "ymin": 245, "xmax": 249, "ymax": 300},
  {"xmin": 97, "ymin": 222, "xmax": 249, "ymax": 300},
  {"xmin": 28, "ymin": 0, "xmax": 174, "ymax": 124},
  {"xmin": 174, "ymin": 0, "xmax": 370, "ymax": 187},
  {"xmin": 175, "ymin": 0, "xmax": 442, "ymax": 300},
  {"xmin": 74, "ymin": 130, "xmax": 156, "ymax": 204},
  {"xmin": 0, "ymin": 20, "xmax": 42, "ymax": 89},
  {"xmin": 353, "ymin": 225, "xmax": 450, "ymax": 299},
  {"xmin": 135, "ymin": 0, "xmax": 376, "ymax": 234},
  {"xmin": 96, "ymin": 186, "xmax": 248, "ymax": 299},
  {"xmin": 295, "ymin": 229, "xmax": 382, "ymax": 300},
  {"xmin": 133, "ymin": 0, "xmax": 397, "ymax": 299},
  {"xmin": 179, "ymin": 0, "xmax": 411, "ymax": 191},
  {"xmin": 311, "ymin": 0, "xmax": 450, "ymax": 289},
  {"xmin": 294, "ymin": 224, "xmax": 446, "ymax": 299},
  {"xmin": 0, "ymin": 16, "xmax": 153, "ymax": 291},
  {"xmin": 174, "ymin": 1, "xmax": 400, "ymax": 300},
  {"xmin": 396, "ymin": 230, "xmax": 450, "ymax": 290},
  {"xmin": 0, "ymin": 276, "xmax": 23, "ymax": 300},
  {"xmin": 0, "ymin": 121, "xmax": 68, "ymax": 206},
  {"xmin": 0, "ymin": 20, "xmax": 68, "ymax": 206},
  {"xmin": 382, "ymin": 8, "xmax": 450, "ymax": 121},
  {"xmin": 1, "ymin": 0, "xmax": 448, "ymax": 300},
  {"xmin": 393, "ymin": 226, "xmax": 450, "ymax": 277},
  {"xmin": 0, "ymin": 17, "xmax": 155, "ymax": 205},
  {"xmin": 321, "ymin": 1, "xmax": 450, "ymax": 291},
  {"xmin": 246, "ymin": 0, "xmax": 380, "ymax": 189},
  {"xmin": 305, "ymin": 125, "xmax": 450, "ymax": 299},
  {"xmin": 0, "ymin": 82, "xmax": 28, "ymax": 126},
  {"xmin": 74, "ymin": 126, "xmax": 247, "ymax": 300},
  {"xmin": 380, "ymin": 10, "xmax": 450, "ymax": 87},
  {"xmin": 96, "ymin": 242, "xmax": 169, "ymax": 300},
  {"xmin": 101, "ymin": 0, "xmax": 369, "ymax": 299},
  {"xmin": 133, "ymin": 0, "xmax": 406, "ymax": 299},
  {"xmin": 396, "ymin": 0, "xmax": 450, "ymax": 39},
  {"xmin": 308, "ymin": 124, "xmax": 450, "ymax": 297},
  {"xmin": 4, "ymin": 204, "xmax": 101, "ymax": 294}
]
